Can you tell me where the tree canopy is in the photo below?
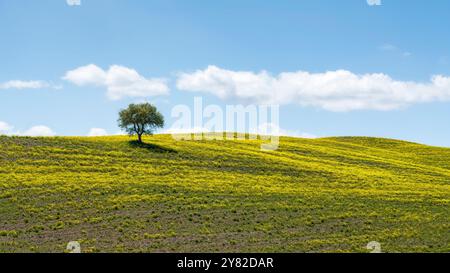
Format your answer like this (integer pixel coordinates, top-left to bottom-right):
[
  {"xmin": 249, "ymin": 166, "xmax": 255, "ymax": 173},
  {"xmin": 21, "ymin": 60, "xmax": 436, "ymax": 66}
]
[{"xmin": 118, "ymin": 103, "xmax": 164, "ymax": 143}]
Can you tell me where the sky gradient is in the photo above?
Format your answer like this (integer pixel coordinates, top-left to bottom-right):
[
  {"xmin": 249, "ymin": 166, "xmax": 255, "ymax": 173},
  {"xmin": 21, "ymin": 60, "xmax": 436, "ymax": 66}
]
[{"xmin": 1, "ymin": 0, "xmax": 450, "ymax": 147}]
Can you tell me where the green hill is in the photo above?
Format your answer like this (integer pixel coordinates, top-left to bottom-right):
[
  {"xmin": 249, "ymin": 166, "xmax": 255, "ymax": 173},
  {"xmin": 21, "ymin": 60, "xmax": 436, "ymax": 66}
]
[{"xmin": 0, "ymin": 134, "xmax": 449, "ymax": 253}]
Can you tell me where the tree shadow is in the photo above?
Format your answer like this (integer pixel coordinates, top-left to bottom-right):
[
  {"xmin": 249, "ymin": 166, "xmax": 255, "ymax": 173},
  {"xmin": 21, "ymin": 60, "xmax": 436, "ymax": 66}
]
[{"xmin": 128, "ymin": 140, "xmax": 178, "ymax": 154}]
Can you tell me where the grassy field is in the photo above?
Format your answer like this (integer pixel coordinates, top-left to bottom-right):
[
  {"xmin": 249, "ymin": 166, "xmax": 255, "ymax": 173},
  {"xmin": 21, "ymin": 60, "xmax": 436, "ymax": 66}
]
[{"xmin": 0, "ymin": 134, "xmax": 449, "ymax": 253}]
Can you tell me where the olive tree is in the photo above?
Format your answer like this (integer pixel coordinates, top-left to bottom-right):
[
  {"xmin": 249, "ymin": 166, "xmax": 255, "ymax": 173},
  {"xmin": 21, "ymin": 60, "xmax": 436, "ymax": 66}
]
[{"xmin": 118, "ymin": 103, "xmax": 164, "ymax": 143}]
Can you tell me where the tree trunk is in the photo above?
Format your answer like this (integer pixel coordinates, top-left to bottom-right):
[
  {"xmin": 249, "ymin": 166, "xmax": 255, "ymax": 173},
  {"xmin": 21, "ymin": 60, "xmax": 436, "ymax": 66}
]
[{"xmin": 138, "ymin": 133, "xmax": 142, "ymax": 143}]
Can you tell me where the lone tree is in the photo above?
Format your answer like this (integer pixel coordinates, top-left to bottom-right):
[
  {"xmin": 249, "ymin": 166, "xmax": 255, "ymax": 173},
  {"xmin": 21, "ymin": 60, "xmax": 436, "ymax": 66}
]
[{"xmin": 118, "ymin": 103, "xmax": 164, "ymax": 143}]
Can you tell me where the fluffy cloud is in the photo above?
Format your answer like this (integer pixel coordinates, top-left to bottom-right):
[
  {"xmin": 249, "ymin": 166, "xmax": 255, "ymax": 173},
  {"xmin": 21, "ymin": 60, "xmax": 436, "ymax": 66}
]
[
  {"xmin": 0, "ymin": 122, "xmax": 55, "ymax": 136},
  {"xmin": 88, "ymin": 128, "xmax": 108, "ymax": 137},
  {"xmin": 63, "ymin": 64, "xmax": 169, "ymax": 100},
  {"xmin": 22, "ymin": 126, "xmax": 56, "ymax": 137},
  {"xmin": 176, "ymin": 66, "xmax": 450, "ymax": 112},
  {"xmin": 0, "ymin": 80, "xmax": 60, "ymax": 90}
]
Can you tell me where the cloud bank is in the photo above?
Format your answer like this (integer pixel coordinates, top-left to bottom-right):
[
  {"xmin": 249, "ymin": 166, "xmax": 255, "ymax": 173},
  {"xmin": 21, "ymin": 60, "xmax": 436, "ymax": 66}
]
[
  {"xmin": 176, "ymin": 66, "xmax": 450, "ymax": 112},
  {"xmin": 63, "ymin": 64, "xmax": 169, "ymax": 100}
]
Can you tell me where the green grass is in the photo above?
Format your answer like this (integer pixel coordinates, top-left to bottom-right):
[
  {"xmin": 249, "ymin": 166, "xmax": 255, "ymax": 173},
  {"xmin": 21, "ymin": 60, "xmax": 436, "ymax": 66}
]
[{"xmin": 0, "ymin": 134, "xmax": 449, "ymax": 253}]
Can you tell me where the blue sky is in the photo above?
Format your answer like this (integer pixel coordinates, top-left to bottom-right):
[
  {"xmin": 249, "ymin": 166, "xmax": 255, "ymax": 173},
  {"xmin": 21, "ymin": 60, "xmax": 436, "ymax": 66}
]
[{"xmin": 1, "ymin": 0, "xmax": 450, "ymax": 147}]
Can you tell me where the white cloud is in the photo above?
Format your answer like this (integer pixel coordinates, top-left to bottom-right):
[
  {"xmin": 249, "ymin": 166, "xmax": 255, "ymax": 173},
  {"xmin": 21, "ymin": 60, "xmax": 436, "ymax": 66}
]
[
  {"xmin": 63, "ymin": 64, "xmax": 106, "ymax": 86},
  {"xmin": 176, "ymin": 65, "xmax": 450, "ymax": 112},
  {"xmin": 66, "ymin": 0, "xmax": 81, "ymax": 6},
  {"xmin": 63, "ymin": 64, "xmax": 170, "ymax": 100},
  {"xmin": 22, "ymin": 126, "xmax": 55, "ymax": 137},
  {"xmin": 0, "ymin": 122, "xmax": 55, "ymax": 137},
  {"xmin": 0, "ymin": 121, "xmax": 13, "ymax": 135},
  {"xmin": 367, "ymin": 0, "xmax": 381, "ymax": 6},
  {"xmin": 88, "ymin": 128, "xmax": 108, "ymax": 137},
  {"xmin": 0, "ymin": 80, "xmax": 61, "ymax": 90}
]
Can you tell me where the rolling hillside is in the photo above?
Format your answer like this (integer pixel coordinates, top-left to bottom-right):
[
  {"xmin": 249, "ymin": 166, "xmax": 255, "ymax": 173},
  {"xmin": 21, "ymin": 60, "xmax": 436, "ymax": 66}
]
[{"xmin": 0, "ymin": 134, "xmax": 449, "ymax": 253}]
